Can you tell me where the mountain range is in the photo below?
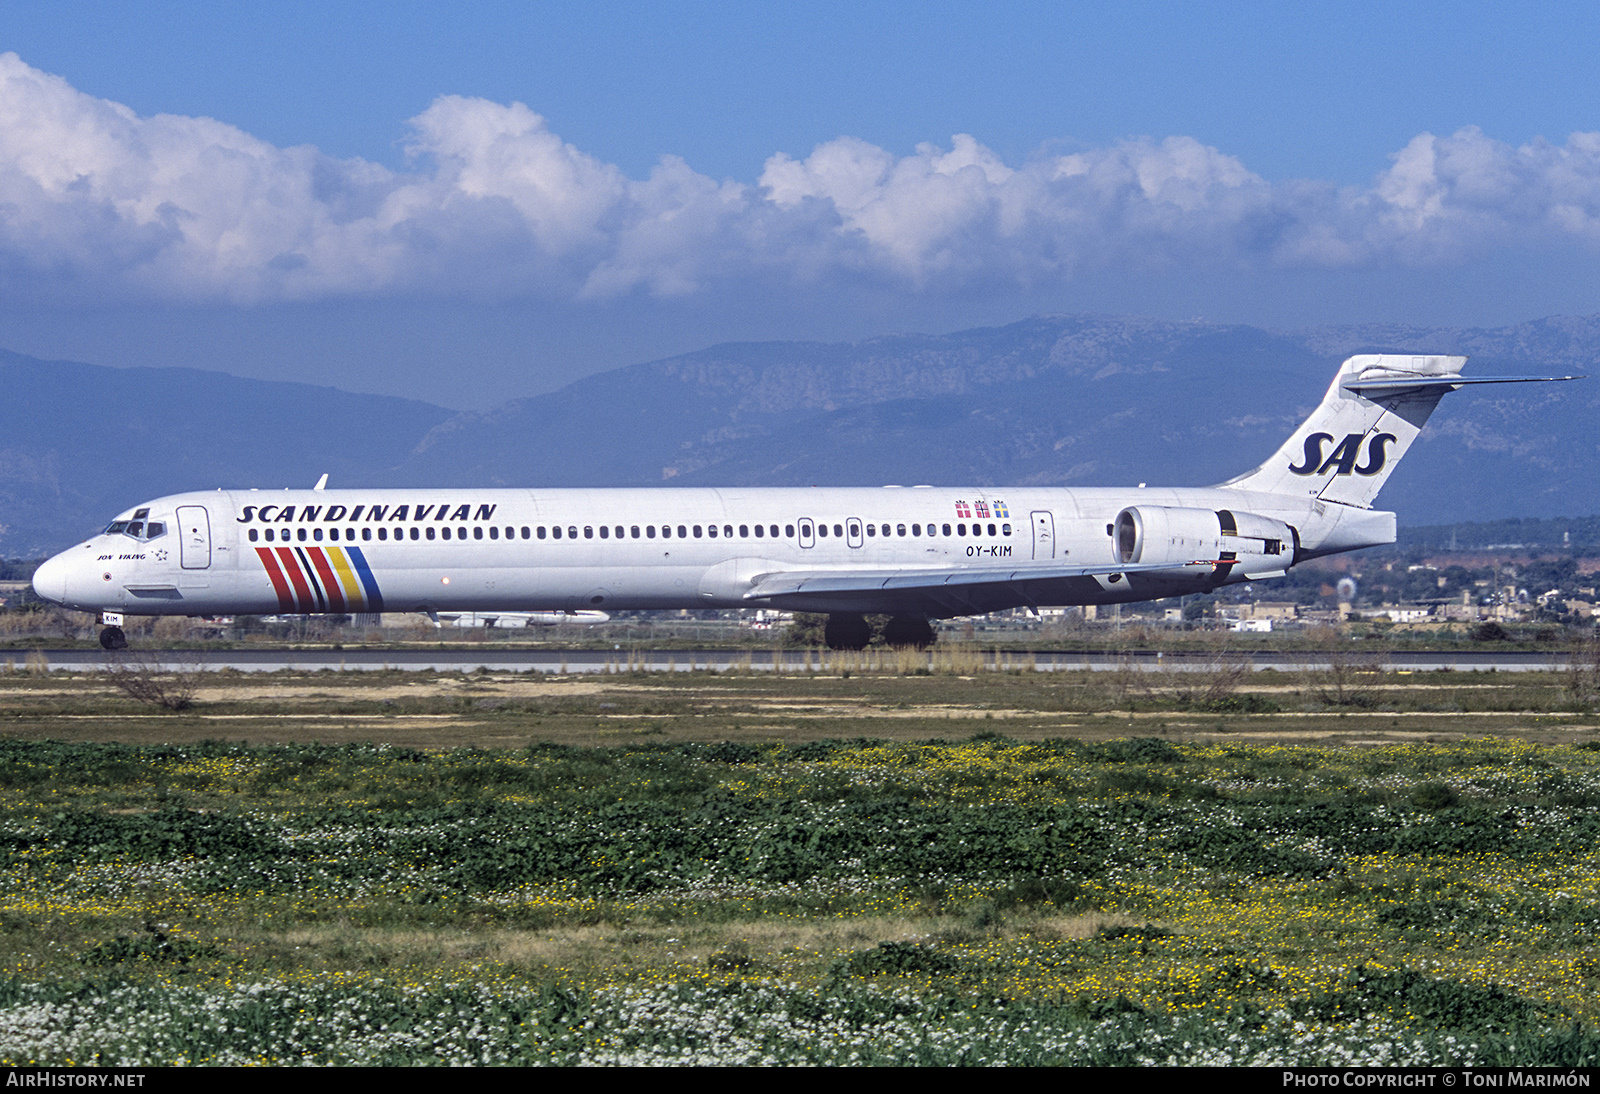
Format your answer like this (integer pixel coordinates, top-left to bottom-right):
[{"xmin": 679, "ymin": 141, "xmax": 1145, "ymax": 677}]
[{"xmin": 3, "ymin": 313, "xmax": 1596, "ymax": 556}]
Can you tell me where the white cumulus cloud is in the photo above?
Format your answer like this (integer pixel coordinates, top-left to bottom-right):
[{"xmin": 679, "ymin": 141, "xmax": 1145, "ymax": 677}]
[{"xmin": 3, "ymin": 53, "xmax": 1600, "ymax": 304}]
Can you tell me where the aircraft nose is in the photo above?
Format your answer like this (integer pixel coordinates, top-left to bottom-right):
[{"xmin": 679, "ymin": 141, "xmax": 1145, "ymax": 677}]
[{"xmin": 31, "ymin": 554, "xmax": 69, "ymax": 606}]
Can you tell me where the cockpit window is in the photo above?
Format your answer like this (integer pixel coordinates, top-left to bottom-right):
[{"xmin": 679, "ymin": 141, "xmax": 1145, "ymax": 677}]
[{"xmin": 104, "ymin": 514, "xmax": 166, "ymax": 541}]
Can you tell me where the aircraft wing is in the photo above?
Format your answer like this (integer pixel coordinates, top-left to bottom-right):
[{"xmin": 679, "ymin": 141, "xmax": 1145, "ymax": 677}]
[{"xmin": 743, "ymin": 559, "xmax": 1221, "ymax": 615}]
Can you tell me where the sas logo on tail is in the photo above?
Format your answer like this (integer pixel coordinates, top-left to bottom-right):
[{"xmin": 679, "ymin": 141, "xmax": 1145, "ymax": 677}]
[
  {"xmin": 256, "ymin": 545, "xmax": 383, "ymax": 614},
  {"xmin": 1288, "ymin": 432, "xmax": 1397, "ymax": 477}
]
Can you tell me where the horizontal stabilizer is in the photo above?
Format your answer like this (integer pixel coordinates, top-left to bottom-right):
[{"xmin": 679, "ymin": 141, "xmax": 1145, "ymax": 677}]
[{"xmin": 1342, "ymin": 374, "xmax": 1582, "ymax": 395}]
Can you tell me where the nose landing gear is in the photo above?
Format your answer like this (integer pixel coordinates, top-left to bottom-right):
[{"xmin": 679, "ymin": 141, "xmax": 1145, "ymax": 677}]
[{"xmin": 97, "ymin": 612, "xmax": 128, "ymax": 651}]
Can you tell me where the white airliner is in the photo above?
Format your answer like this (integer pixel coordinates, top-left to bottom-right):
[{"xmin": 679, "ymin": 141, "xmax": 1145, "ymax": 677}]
[{"xmin": 32, "ymin": 354, "xmax": 1576, "ymax": 650}]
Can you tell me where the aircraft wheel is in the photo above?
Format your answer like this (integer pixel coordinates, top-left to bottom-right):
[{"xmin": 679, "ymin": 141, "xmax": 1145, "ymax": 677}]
[
  {"xmin": 99, "ymin": 626, "xmax": 128, "ymax": 651},
  {"xmin": 824, "ymin": 613, "xmax": 871, "ymax": 651},
  {"xmin": 883, "ymin": 616, "xmax": 935, "ymax": 649}
]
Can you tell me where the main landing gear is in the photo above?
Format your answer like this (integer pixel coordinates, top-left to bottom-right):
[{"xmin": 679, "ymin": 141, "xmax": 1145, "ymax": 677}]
[
  {"xmin": 823, "ymin": 613, "xmax": 935, "ymax": 651},
  {"xmin": 881, "ymin": 616, "xmax": 936, "ymax": 650},
  {"xmin": 823, "ymin": 613, "xmax": 872, "ymax": 651}
]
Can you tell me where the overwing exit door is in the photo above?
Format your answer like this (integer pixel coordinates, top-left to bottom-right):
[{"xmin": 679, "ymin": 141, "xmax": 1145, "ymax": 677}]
[{"xmin": 1031, "ymin": 510, "xmax": 1055, "ymax": 560}]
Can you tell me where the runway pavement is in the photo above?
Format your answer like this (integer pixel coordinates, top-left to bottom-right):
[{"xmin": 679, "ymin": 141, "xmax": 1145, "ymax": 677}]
[{"xmin": 7, "ymin": 647, "xmax": 1574, "ymax": 674}]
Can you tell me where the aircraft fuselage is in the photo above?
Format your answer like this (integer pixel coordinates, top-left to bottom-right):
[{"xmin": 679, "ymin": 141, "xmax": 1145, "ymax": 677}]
[{"xmin": 31, "ymin": 484, "xmax": 1388, "ymax": 621}]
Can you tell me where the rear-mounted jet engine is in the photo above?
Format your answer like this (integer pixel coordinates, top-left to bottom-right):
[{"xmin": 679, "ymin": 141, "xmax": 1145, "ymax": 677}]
[{"xmin": 1113, "ymin": 506, "xmax": 1297, "ymax": 580}]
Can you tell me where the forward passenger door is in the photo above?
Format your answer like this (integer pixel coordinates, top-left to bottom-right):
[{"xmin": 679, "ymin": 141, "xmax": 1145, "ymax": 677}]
[{"xmin": 177, "ymin": 506, "xmax": 212, "ymax": 569}]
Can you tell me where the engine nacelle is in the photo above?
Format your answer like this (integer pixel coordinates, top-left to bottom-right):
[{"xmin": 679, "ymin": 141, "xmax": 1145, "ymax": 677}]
[{"xmin": 1114, "ymin": 506, "xmax": 1297, "ymax": 578}]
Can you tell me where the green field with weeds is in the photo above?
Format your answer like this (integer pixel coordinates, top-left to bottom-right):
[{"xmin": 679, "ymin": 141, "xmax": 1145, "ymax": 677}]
[{"xmin": 0, "ymin": 663, "xmax": 1598, "ymax": 1064}]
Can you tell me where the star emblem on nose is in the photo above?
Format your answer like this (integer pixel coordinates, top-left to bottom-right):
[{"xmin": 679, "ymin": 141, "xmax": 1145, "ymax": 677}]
[{"xmin": 154, "ymin": 549, "xmax": 168, "ymax": 562}]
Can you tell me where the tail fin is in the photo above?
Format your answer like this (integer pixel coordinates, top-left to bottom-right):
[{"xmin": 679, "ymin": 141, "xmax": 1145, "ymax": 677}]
[{"xmin": 1219, "ymin": 354, "xmax": 1467, "ymax": 508}]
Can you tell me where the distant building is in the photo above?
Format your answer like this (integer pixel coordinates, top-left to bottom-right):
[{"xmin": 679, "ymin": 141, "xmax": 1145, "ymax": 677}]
[
  {"xmin": 1219, "ymin": 601, "xmax": 1298, "ymax": 627},
  {"xmin": 1375, "ymin": 606, "xmax": 1432, "ymax": 623}
]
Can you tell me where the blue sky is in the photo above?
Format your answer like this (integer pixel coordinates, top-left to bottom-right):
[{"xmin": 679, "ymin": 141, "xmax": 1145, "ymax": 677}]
[{"xmin": 3, "ymin": 1, "xmax": 1599, "ymax": 407}]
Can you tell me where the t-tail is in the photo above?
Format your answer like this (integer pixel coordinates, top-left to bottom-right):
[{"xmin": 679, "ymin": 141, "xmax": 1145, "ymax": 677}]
[{"xmin": 1219, "ymin": 354, "xmax": 1580, "ymax": 507}]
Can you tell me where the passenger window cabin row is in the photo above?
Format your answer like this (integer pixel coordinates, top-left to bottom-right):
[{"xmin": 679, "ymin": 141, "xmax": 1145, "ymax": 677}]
[{"xmin": 244, "ymin": 520, "xmax": 1013, "ymax": 544}]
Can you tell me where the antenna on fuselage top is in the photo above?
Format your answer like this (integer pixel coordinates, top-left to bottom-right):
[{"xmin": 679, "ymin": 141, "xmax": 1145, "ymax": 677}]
[{"xmin": 313, "ymin": 474, "xmax": 328, "ymax": 491}]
